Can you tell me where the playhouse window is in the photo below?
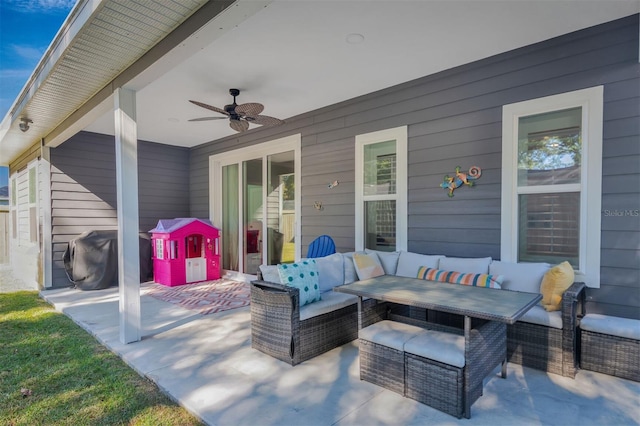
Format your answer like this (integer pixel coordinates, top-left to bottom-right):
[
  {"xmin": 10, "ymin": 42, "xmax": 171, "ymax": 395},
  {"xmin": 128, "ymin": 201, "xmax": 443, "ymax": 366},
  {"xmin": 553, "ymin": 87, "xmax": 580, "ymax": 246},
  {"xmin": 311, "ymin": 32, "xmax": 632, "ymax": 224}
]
[
  {"xmin": 155, "ymin": 239, "xmax": 164, "ymax": 260},
  {"xmin": 169, "ymin": 240, "xmax": 178, "ymax": 259}
]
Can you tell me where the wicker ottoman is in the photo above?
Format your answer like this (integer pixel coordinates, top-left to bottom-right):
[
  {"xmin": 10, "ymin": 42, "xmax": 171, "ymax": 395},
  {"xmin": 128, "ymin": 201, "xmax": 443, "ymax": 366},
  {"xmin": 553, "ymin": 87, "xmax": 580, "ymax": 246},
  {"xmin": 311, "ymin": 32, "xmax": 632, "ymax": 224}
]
[
  {"xmin": 358, "ymin": 320, "xmax": 427, "ymax": 395},
  {"xmin": 404, "ymin": 330, "xmax": 466, "ymax": 418},
  {"xmin": 580, "ymin": 314, "xmax": 640, "ymax": 382}
]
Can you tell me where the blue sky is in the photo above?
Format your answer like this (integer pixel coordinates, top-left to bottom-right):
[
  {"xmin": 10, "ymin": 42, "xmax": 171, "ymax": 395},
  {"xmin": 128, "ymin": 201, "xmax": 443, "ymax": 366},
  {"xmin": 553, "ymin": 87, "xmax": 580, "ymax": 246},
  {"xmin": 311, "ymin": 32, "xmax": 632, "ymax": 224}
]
[
  {"xmin": 0, "ymin": 0, "xmax": 74, "ymax": 188},
  {"xmin": 1, "ymin": 0, "xmax": 74, "ymax": 118},
  {"xmin": 0, "ymin": 166, "xmax": 7, "ymax": 186}
]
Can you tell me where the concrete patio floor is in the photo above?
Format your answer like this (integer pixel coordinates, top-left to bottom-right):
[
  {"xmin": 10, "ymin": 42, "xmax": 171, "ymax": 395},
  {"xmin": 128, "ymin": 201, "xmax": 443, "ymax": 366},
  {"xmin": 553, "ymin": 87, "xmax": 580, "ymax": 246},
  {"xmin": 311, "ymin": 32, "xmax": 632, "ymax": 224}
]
[{"xmin": 41, "ymin": 284, "xmax": 640, "ymax": 426}]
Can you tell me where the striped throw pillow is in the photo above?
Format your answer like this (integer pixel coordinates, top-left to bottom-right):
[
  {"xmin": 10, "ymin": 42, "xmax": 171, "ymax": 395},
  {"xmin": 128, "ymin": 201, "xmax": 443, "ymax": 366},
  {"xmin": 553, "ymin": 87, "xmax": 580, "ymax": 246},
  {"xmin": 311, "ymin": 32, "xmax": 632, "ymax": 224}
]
[{"xmin": 416, "ymin": 266, "xmax": 503, "ymax": 289}]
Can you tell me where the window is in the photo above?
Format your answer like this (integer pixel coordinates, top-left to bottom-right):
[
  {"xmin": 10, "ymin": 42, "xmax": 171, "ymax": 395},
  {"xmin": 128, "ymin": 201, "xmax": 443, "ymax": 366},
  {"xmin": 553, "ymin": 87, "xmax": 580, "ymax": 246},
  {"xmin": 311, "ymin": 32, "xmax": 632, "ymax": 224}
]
[
  {"xmin": 28, "ymin": 164, "xmax": 37, "ymax": 243},
  {"xmin": 501, "ymin": 87, "xmax": 603, "ymax": 287},
  {"xmin": 10, "ymin": 161, "xmax": 40, "ymax": 246},
  {"xmin": 355, "ymin": 126, "xmax": 407, "ymax": 252},
  {"xmin": 10, "ymin": 175, "xmax": 17, "ymax": 240},
  {"xmin": 155, "ymin": 239, "xmax": 164, "ymax": 260}
]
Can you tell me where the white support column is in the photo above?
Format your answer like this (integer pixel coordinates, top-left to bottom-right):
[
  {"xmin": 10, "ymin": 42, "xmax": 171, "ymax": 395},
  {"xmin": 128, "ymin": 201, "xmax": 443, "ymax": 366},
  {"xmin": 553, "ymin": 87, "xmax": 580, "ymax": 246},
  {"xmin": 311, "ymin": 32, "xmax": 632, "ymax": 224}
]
[
  {"xmin": 114, "ymin": 88, "xmax": 141, "ymax": 344},
  {"xmin": 41, "ymin": 144, "xmax": 53, "ymax": 288}
]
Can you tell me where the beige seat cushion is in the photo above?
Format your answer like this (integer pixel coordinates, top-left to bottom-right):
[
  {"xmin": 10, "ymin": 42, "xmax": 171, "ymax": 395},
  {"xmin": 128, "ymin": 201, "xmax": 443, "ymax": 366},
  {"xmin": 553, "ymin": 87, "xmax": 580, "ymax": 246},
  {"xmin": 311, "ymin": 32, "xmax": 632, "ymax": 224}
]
[
  {"xmin": 404, "ymin": 330, "xmax": 465, "ymax": 368},
  {"xmin": 359, "ymin": 320, "xmax": 427, "ymax": 352},
  {"xmin": 300, "ymin": 291, "xmax": 358, "ymax": 321},
  {"xmin": 519, "ymin": 305, "xmax": 562, "ymax": 329},
  {"xmin": 580, "ymin": 314, "xmax": 640, "ymax": 340}
]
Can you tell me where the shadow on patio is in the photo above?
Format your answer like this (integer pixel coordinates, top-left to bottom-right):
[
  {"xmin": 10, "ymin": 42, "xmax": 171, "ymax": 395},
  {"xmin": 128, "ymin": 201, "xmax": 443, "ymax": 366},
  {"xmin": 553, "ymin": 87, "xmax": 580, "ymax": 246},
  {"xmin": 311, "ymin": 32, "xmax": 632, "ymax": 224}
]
[{"xmin": 41, "ymin": 284, "xmax": 640, "ymax": 426}]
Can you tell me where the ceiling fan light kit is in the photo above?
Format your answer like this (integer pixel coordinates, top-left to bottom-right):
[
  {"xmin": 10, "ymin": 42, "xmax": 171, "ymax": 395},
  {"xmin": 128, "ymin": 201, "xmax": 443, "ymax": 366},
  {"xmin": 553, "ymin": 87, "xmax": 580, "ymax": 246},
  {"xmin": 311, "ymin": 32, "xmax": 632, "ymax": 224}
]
[{"xmin": 189, "ymin": 88, "xmax": 284, "ymax": 133}]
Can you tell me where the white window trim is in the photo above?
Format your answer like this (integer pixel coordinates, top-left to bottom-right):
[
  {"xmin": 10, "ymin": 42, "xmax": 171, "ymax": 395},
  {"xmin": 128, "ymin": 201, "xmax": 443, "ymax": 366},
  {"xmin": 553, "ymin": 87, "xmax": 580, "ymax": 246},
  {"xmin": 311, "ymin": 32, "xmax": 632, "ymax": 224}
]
[
  {"xmin": 355, "ymin": 126, "xmax": 408, "ymax": 252},
  {"xmin": 8, "ymin": 161, "xmax": 42, "ymax": 249},
  {"xmin": 501, "ymin": 86, "xmax": 603, "ymax": 288},
  {"xmin": 9, "ymin": 173, "xmax": 17, "ymax": 241},
  {"xmin": 28, "ymin": 161, "xmax": 39, "ymax": 245},
  {"xmin": 41, "ymin": 149, "xmax": 53, "ymax": 288}
]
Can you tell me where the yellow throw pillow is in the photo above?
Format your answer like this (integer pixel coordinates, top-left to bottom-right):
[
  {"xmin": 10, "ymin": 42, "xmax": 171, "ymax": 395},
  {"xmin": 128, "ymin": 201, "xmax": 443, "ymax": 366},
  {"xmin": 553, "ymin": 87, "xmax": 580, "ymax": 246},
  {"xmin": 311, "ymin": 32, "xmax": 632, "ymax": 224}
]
[{"xmin": 540, "ymin": 261, "xmax": 575, "ymax": 312}]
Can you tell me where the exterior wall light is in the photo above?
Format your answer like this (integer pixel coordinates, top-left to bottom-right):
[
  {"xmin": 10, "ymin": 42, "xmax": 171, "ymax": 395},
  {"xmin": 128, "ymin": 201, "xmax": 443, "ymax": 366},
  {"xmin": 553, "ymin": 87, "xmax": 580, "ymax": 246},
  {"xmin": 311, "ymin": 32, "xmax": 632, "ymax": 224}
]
[{"xmin": 19, "ymin": 118, "xmax": 32, "ymax": 132}]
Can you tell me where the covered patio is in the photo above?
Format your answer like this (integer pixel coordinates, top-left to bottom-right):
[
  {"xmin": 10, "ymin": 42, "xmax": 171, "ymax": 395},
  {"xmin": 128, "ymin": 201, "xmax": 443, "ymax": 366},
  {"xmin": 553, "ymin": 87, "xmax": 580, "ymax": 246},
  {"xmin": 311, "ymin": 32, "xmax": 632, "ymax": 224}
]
[
  {"xmin": 41, "ymin": 285, "xmax": 640, "ymax": 425},
  {"xmin": 1, "ymin": 2, "xmax": 638, "ymax": 421},
  {"xmin": 2, "ymin": 0, "xmax": 638, "ymax": 347}
]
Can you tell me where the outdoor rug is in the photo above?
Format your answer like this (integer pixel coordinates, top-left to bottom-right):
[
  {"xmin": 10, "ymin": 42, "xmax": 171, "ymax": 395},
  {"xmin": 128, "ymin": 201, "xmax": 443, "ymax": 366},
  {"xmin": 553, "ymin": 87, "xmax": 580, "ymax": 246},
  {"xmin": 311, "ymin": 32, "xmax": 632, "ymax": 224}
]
[{"xmin": 146, "ymin": 279, "xmax": 250, "ymax": 315}]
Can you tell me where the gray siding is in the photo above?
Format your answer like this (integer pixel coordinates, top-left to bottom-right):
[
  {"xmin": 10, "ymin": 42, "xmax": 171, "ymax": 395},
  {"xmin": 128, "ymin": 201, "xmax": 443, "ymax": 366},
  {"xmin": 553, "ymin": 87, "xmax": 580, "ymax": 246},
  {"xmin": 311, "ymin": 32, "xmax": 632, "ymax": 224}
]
[
  {"xmin": 49, "ymin": 131, "xmax": 190, "ymax": 287},
  {"xmin": 189, "ymin": 15, "xmax": 639, "ymax": 318}
]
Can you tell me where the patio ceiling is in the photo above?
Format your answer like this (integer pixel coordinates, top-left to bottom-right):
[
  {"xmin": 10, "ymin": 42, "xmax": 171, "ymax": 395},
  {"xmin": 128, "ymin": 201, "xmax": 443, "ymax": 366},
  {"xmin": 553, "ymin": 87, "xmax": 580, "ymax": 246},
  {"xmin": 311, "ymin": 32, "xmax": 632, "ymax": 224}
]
[{"xmin": 1, "ymin": 0, "xmax": 638, "ymax": 165}]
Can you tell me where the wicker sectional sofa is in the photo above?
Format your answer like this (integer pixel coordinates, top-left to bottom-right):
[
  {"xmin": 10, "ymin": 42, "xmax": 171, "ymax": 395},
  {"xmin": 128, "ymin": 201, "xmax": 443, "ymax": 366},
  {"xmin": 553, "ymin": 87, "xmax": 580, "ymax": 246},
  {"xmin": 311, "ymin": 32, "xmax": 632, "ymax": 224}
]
[
  {"xmin": 250, "ymin": 250, "xmax": 585, "ymax": 377},
  {"xmin": 251, "ymin": 279, "xmax": 360, "ymax": 365},
  {"xmin": 579, "ymin": 314, "xmax": 640, "ymax": 382},
  {"xmin": 507, "ymin": 281, "xmax": 585, "ymax": 377}
]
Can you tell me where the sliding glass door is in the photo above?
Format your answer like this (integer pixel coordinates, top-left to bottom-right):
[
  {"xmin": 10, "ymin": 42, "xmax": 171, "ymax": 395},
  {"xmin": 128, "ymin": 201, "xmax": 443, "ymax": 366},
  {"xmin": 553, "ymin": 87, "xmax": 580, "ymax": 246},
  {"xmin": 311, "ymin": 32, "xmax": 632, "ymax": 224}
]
[
  {"xmin": 243, "ymin": 158, "xmax": 263, "ymax": 274},
  {"xmin": 221, "ymin": 164, "xmax": 239, "ymax": 271},
  {"xmin": 211, "ymin": 135, "xmax": 301, "ymax": 276},
  {"xmin": 266, "ymin": 151, "xmax": 295, "ymax": 265}
]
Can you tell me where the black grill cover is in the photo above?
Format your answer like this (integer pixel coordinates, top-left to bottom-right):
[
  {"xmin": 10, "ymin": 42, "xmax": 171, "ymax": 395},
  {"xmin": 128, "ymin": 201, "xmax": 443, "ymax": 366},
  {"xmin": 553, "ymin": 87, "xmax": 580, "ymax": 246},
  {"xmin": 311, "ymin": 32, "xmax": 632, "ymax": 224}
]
[{"xmin": 63, "ymin": 230, "xmax": 152, "ymax": 290}]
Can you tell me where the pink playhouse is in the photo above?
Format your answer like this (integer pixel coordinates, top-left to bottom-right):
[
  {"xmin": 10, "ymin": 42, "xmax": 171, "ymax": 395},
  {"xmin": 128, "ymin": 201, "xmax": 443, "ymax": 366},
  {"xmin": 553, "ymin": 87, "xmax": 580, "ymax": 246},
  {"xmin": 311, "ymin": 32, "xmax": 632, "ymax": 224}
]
[{"xmin": 150, "ymin": 218, "xmax": 220, "ymax": 286}]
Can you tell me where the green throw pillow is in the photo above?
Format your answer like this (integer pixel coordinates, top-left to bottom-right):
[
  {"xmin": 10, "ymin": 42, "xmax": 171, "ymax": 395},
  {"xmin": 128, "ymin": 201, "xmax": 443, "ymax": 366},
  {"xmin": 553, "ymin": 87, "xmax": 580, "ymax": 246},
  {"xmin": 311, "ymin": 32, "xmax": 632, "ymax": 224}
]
[{"xmin": 277, "ymin": 260, "xmax": 321, "ymax": 306}]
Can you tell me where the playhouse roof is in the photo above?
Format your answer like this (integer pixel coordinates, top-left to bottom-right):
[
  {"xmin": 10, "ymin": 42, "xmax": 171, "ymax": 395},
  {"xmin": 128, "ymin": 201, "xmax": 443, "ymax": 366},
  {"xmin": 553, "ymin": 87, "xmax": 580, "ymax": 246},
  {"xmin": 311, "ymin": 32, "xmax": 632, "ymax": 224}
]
[{"xmin": 150, "ymin": 218, "xmax": 214, "ymax": 234}]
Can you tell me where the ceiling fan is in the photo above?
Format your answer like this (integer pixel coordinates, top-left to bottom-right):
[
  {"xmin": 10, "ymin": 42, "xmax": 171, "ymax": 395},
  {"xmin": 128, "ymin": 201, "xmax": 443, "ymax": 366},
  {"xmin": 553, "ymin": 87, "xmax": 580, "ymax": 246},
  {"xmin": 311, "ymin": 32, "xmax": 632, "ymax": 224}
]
[{"xmin": 189, "ymin": 88, "xmax": 284, "ymax": 133}]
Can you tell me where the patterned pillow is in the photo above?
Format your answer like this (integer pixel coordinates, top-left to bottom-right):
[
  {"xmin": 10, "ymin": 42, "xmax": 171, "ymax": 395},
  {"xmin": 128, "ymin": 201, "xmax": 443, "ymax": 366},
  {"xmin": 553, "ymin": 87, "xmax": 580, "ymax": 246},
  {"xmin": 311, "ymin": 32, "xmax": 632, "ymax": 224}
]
[
  {"xmin": 277, "ymin": 260, "xmax": 321, "ymax": 306},
  {"xmin": 417, "ymin": 266, "xmax": 503, "ymax": 289},
  {"xmin": 352, "ymin": 252, "xmax": 385, "ymax": 280}
]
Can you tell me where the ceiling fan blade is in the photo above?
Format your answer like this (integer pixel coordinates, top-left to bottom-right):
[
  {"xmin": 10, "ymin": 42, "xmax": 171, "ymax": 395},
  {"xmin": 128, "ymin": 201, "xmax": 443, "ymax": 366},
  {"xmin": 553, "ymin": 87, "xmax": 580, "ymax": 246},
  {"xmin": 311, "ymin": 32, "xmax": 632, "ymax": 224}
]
[
  {"xmin": 229, "ymin": 119, "xmax": 250, "ymax": 132},
  {"xmin": 235, "ymin": 102, "xmax": 264, "ymax": 117},
  {"xmin": 188, "ymin": 116, "xmax": 227, "ymax": 122},
  {"xmin": 247, "ymin": 115, "xmax": 285, "ymax": 126},
  {"xmin": 189, "ymin": 100, "xmax": 228, "ymax": 116}
]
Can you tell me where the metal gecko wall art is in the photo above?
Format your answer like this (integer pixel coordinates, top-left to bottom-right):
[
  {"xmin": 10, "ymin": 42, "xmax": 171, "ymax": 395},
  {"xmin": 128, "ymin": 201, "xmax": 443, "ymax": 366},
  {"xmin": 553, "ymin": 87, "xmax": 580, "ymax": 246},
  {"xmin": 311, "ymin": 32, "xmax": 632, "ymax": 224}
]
[{"xmin": 440, "ymin": 166, "xmax": 482, "ymax": 197}]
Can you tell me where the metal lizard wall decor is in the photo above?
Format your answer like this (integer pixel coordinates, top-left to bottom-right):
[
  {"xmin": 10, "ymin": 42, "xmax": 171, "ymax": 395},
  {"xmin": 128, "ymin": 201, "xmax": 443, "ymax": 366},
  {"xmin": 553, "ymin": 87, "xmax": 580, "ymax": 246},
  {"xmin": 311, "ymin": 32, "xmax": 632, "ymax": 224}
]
[{"xmin": 440, "ymin": 166, "xmax": 482, "ymax": 197}]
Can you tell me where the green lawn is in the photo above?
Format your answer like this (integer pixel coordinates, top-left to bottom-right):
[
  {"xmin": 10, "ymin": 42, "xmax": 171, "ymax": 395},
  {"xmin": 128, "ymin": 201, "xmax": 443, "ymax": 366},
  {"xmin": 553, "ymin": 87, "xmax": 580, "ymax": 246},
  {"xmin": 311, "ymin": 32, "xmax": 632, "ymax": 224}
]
[{"xmin": 0, "ymin": 291, "xmax": 203, "ymax": 426}]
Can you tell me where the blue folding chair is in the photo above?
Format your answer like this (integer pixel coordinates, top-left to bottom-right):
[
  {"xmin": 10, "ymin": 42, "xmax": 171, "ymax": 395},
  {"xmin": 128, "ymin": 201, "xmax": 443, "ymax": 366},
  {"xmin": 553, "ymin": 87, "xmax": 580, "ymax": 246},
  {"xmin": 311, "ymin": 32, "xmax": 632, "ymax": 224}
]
[{"xmin": 306, "ymin": 235, "xmax": 336, "ymax": 258}]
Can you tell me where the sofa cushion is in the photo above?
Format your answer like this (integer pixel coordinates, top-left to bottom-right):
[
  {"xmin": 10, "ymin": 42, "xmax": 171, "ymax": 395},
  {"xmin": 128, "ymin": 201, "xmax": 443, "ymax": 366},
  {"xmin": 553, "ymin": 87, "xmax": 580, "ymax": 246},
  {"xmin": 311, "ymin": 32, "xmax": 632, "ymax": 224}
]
[
  {"xmin": 342, "ymin": 252, "xmax": 358, "ymax": 284},
  {"xmin": 300, "ymin": 291, "xmax": 358, "ymax": 321},
  {"xmin": 353, "ymin": 252, "xmax": 385, "ymax": 280},
  {"xmin": 439, "ymin": 256, "xmax": 492, "ymax": 274},
  {"xmin": 259, "ymin": 264, "xmax": 282, "ymax": 284},
  {"xmin": 417, "ymin": 267, "xmax": 503, "ymax": 289},
  {"xmin": 580, "ymin": 314, "xmax": 640, "ymax": 340},
  {"xmin": 404, "ymin": 330, "xmax": 466, "ymax": 368},
  {"xmin": 396, "ymin": 251, "xmax": 444, "ymax": 278},
  {"xmin": 359, "ymin": 320, "xmax": 427, "ymax": 352},
  {"xmin": 489, "ymin": 261, "xmax": 550, "ymax": 294},
  {"xmin": 518, "ymin": 305, "xmax": 562, "ymax": 329},
  {"xmin": 540, "ymin": 261, "xmax": 575, "ymax": 312},
  {"xmin": 278, "ymin": 260, "xmax": 321, "ymax": 306},
  {"xmin": 301, "ymin": 253, "xmax": 344, "ymax": 293},
  {"xmin": 365, "ymin": 249, "xmax": 400, "ymax": 275}
]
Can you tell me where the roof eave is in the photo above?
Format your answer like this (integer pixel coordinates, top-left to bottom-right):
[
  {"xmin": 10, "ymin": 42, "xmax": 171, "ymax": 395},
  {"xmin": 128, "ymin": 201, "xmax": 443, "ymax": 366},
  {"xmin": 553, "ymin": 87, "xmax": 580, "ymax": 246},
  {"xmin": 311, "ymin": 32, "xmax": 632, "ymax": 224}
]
[
  {"xmin": 0, "ymin": 0, "xmax": 105, "ymax": 165},
  {"xmin": 0, "ymin": 0, "xmax": 253, "ymax": 167}
]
